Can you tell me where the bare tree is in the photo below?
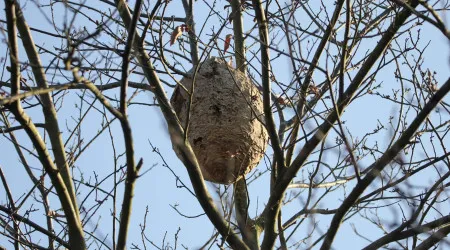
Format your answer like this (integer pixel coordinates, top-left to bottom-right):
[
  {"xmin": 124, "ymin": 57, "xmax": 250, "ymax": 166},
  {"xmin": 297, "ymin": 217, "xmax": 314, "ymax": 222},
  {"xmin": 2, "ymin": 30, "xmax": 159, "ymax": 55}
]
[{"xmin": 1, "ymin": 0, "xmax": 450, "ymax": 249}]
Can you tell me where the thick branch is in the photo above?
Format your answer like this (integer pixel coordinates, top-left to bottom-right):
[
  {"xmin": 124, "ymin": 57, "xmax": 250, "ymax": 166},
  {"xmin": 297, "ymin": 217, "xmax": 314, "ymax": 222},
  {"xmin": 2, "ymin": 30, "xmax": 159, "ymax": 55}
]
[
  {"xmin": 181, "ymin": 0, "xmax": 199, "ymax": 65},
  {"xmin": 321, "ymin": 75, "xmax": 450, "ymax": 249},
  {"xmin": 114, "ymin": 1, "xmax": 248, "ymax": 248},
  {"xmin": 251, "ymin": 0, "xmax": 286, "ymax": 247},
  {"xmin": 414, "ymin": 225, "xmax": 450, "ymax": 250},
  {"xmin": 234, "ymin": 179, "xmax": 261, "ymax": 250},
  {"xmin": 363, "ymin": 215, "xmax": 450, "ymax": 249},
  {"xmin": 5, "ymin": 2, "xmax": 85, "ymax": 248},
  {"xmin": 231, "ymin": 0, "xmax": 246, "ymax": 73},
  {"xmin": 285, "ymin": 0, "xmax": 345, "ymax": 168},
  {"xmin": 116, "ymin": 0, "xmax": 142, "ymax": 248},
  {"xmin": 14, "ymin": 0, "xmax": 81, "ymax": 223}
]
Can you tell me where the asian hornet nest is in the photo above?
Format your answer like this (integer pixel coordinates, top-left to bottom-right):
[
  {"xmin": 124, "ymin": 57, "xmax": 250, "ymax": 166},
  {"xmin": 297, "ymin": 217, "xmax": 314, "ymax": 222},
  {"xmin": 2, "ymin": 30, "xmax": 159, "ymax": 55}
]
[{"xmin": 170, "ymin": 57, "xmax": 268, "ymax": 184}]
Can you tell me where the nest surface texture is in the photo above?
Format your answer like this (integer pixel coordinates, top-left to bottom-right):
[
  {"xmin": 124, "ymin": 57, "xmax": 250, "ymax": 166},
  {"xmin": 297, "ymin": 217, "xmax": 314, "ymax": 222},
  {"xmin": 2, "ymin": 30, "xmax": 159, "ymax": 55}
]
[{"xmin": 170, "ymin": 57, "xmax": 268, "ymax": 184}]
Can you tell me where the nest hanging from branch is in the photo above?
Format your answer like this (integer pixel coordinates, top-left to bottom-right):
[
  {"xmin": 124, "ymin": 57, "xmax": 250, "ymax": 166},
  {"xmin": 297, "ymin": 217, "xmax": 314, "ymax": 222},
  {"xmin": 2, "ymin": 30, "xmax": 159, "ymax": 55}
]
[{"xmin": 170, "ymin": 57, "xmax": 268, "ymax": 184}]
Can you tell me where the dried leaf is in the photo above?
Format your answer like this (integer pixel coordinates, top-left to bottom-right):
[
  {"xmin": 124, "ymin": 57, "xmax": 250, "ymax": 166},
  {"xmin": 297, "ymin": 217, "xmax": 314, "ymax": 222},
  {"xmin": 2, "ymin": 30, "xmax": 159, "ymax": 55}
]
[
  {"xmin": 430, "ymin": 84, "xmax": 438, "ymax": 92},
  {"xmin": 170, "ymin": 26, "xmax": 183, "ymax": 46},
  {"xmin": 47, "ymin": 210, "xmax": 55, "ymax": 217},
  {"xmin": 227, "ymin": 58, "xmax": 233, "ymax": 68},
  {"xmin": 276, "ymin": 96, "xmax": 287, "ymax": 105},
  {"xmin": 181, "ymin": 24, "xmax": 189, "ymax": 32},
  {"xmin": 224, "ymin": 34, "xmax": 233, "ymax": 53},
  {"xmin": 309, "ymin": 85, "xmax": 320, "ymax": 96}
]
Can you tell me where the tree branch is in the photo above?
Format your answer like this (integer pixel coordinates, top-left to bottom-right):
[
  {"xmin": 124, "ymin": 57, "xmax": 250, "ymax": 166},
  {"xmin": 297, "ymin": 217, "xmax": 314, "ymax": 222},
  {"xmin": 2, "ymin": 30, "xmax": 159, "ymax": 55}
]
[
  {"xmin": 5, "ymin": 2, "xmax": 85, "ymax": 248},
  {"xmin": 116, "ymin": 0, "xmax": 142, "ymax": 248},
  {"xmin": 113, "ymin": 1, "xmax": 249, "ymax": 248}
]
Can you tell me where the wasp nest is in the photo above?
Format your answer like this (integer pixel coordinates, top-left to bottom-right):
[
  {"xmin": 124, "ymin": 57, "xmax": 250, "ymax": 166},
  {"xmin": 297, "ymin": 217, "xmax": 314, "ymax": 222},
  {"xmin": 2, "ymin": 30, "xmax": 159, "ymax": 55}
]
[{"xmin": 170, "ymin": 57, "xmax": 268, "ymax": 184}]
